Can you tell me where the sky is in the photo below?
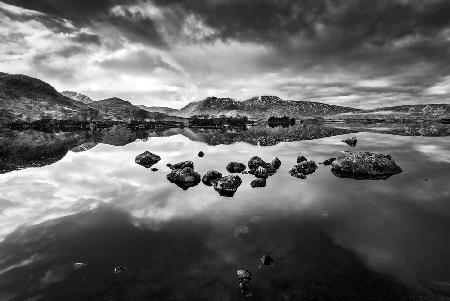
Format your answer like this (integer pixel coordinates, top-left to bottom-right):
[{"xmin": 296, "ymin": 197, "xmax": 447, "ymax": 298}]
[{"xmin": 0, "ymin": 0, "xmax": 449, "ymax": 109}]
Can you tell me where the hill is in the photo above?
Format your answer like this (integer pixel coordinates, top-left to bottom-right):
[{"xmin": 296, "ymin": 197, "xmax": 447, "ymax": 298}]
[
  {"xmin": 176, "ymin": 96, "xmax": 361, "ymax": 119},
  {"xmin": 61, "ymin": 91, "xmax": 93, "ymax": 104},
  {"xmin": 138, "ymin": 105, "xmax": 179, "ymax": 115},
  {"xmin": 0, "ymin": 73, "xmax": 98, "ymax": 123}
]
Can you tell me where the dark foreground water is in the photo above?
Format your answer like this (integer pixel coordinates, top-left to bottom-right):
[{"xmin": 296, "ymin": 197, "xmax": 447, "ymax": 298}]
[{"xmin": 0, "ymin": 124, "xmax": 449, "ymax": 300}]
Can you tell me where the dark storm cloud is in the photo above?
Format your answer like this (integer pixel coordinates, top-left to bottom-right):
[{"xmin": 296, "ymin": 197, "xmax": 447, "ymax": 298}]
[{"xmin": 2, "ymin": 0, "xmax": 450, "ymax": 106}]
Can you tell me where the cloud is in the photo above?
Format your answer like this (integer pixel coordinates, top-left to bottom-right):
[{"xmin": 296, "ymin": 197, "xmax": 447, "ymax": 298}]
[{"xmin": 0, "ymin": 0, "xmax": 450, "ymax": 108}]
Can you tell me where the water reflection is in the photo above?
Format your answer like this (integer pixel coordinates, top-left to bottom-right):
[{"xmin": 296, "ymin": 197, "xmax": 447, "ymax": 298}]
[{"xmin": 0, "ymin": 125, "xmax": 449, "ymax": 299}]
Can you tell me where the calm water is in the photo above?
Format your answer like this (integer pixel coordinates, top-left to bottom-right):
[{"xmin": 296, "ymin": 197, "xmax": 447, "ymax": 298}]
[{"xmin": 0, "ymin": 125, "xmax": 449, "ymax": 300}]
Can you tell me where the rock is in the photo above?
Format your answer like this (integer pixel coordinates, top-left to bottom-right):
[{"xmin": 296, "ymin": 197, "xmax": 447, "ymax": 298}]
[
  {"xmin": 289, "ymin": 160, "xmax": 316, "ymax": 178},
  {"xmin": 166, "ymin": 163, "xmax": 172, "ymax": 168},
  {"xmin": 271, "ymin": 157, "xmax": 281, "ymax": 170},
  {"xmin": 322, "ymin": 158, "xmax": 336, "ymax": 166},
  {"xmin": 250, "ymin": 178, "xmax": 266, "ymax": 188},
  {"xmin": 226, "ymin": 162, "xmax": 247, "ymax": 173},
  {"xmin": 237, "ymin": 269, "xmax": 253, "ymax": 297},
  {"xmin": 342, "ymin": 137, "xmax": 357, "ymax": 147},
  {"xmin": 297, "ymin": 156, "xmax": 307, "ymax": 163},
  {"xmin": 242, "ymin": 171, "xmax": 248, "ymax": 174},
  {"xmin": 167, "ymin": 167, "xmax": 201, "ymax": 190},
  {"xmin": 113, "ymin": 266, "xmax": 126, "ymax": 274},
  {"xmin": 254, "ymin": 166, "xmax": 269, "ymax": 178},
  {"xmin": 151, "ymin": 167, "xmax": 158, "ymax": 172},
  {"xmin": 213, "ymin": 175, "xmax": 242, "ymax": 197},
  {"xmin": 289, "ymin": 167, "xmax": 306, "ymax": 179},
  {"xmin": 73, "ymin": 262, "xmax": 87, "ymax": 269},
  {"xmin": 202, "ymin": 170, "xmax": 222, "ymax": 186},
  {"xmin": 331, "ymin": 151, "xmax": 402, "ymax": 179},
  {"xmin": 198, "ymin": 151, "xmax": 204, "ymax": 157},
  {"xmin": 261, "ymin": 255, "xmax": 274, "ymax": 266},
  {"xmin": 170, "ymin": 160, "xmax": 194, "ymax": 170},
  {"xmin": 248, "ymin": 156, "xmax": 266, "ymax": 171},
  {"xmin": 135, "ymin": 151, "xmax": 161, "ymax": 168},
  {"xmin": 248, "ymin": 156, "xmax": 279, "ymax": 177}
]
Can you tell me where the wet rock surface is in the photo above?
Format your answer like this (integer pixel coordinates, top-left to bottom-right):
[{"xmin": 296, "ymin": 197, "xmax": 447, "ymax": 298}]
[
  {"xmin": 167, "ymin": 167, "xmax": 201, "ymax": 190},
  {"xmin": 322, "ymin": 158, "xmax": 336, "ymax": 166},
  {"xmin": 213, "ymin": 175, "xmax": 242, "ymax": 197},
  {"xmin": 331, "ymin": 151, "xmax": 402, "ymax": 179},
  {"xmin": 297, "ymin": 155, "xmax": 307, "ymax": 163},
  {"xmin": 289, "ymin": 160, "xmax": 317, "ymax": 179},
  {"xmin": 250, "ymin": 178, "xmax": 266, "ymax": 188},
  {"xmin": 202, "ymin": 170, "xmax": 222, "ymax": 186},
  {"xmin": 226, "ymin": 162, "xmax": 246, "ymax": 173},
  {"xmin": 342, "ymin": 136, "xmax": 357, "ymax": 147},
  {"xmin": 169, "ymin": 160, "xmax": 194, "ymax": 170},
  {"xmin": 135, "ymin": 151, "xmax": 161, "ymax": 168},
  {"xmin": 248, "ymin": 156, "xmax": 281, "ymax": 178}
]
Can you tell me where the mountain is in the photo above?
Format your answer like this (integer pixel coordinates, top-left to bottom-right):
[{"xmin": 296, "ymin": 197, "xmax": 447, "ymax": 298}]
[
  {"xmin": 327, "ymin": 104, "xmax": 450, "ymax": 121},
  {"xmin": 0, "ymin": 72, "xmax": 98, "ymax": 124},
  {"xmin": 61, "ymin": 91, "xmax": 93, "ymax": 104},
  {"xmin": 90, "ymin": 97, "xmax": 184, "ymax": 122},
  {"xmin": 176, "ymin": 96, "xmax": 361, "ymax": 119},
  {"xmin": 138, "ymin": 105, "xmax": 179, "ymax": 115}
]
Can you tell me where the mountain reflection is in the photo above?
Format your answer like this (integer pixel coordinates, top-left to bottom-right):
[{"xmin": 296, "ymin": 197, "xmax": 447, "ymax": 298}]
[{"xmin": 0, "ymin": 126, "xmax": 449, "ymax": 300}]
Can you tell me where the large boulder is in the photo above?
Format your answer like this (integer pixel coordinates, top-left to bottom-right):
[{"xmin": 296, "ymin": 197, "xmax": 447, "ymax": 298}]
[
  {"xmin": 202, "ymin": 170, "xmax": 222, "ymax": 186},
  {"xmin": 342, "ymin": 137, "xmax": 357, "ymax": 147},
  {"xmin": 289, "ymin": 160, "xmax": 317, "ymax": 179},
  {"xmin": 167, "ymin": 167, "xmax": 201, "ymax": 190},
  {"xmin": 135, "ymin": 151, "xmax": 161, "ymax": 168},
  {"xmin": 331, "ymin": 151, "xmax": 402, "ymax": 179},
  {"xmin": 226, "ymin": 162, "xmax": 247, "ymax": 173},
  {"xmin": 213, "ymin": 175, "xmax": 242, "ymax": 197},
  {"xmin": 169, "ymin": 160, "xmax": 194, "ymax": 170}
]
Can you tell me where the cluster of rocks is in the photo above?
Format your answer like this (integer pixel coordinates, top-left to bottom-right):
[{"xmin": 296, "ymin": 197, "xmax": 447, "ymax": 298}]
[
  {"xmin": 166, "ymin": 160, "xmax": 201, "ymax": 190},
  {"xmin": 289, "ymin": 155, "xmax": 318, "ymax": 179},
  {"xmin": 247, "ymin": 156, "xmax": 282, "ymax": 188}
]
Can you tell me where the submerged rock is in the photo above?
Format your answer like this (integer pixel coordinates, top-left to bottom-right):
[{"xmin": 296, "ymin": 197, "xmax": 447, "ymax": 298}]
[
  {"xmin": 331, "ymin": 151, "xmax": 402, "ymax": 180},
  {"xmin": 322, "ymin": 158, "xmax": 336, "ymax": 166},
  {"xmin": 198, "ymin": 151, "xmax": 204, "ymax": 157},
  {"xmin": 202, "ymin": 170, "xmax": 222, "ymax": 186},
  {"xmin": 73, "ymin": 262, "xmax": 87, "ymax": 270},
  {"xmin": 135, "ymin": 151, "xmax": 161, "ymax": 168},
  {"xmin": 297, "ymin": 155, "xmax": 307, "ymax": 163},
  {"xmin": 113, "ymin": 266, "xmax": 127, "ymax": 274},
  {"xmin": 213, "ymin": 175, "xmax": 242, "ymax": 197},
  {"xmin": 237, "ymin": 269, "xmax": 253, "ymax": 297},
  {"xmin": 250, "ymin": 178, "xmax": 266, "ymax": 188},
  {"xmin": 151, "ymin": 167, "xmax": 158, "ymax": 172},
  {"xmin": 261, "ymin": 255, "xmax": 274, "ymax": 266},
  {"xmin": 226, "ymin": 162, "xmax": 247, "ymax": 173},
  {"xmin": 167, "ymin": 167, "xmax": 201, "ymax": 190},
  {"xmin": 342, "ymin": 137, "xmax": 357, "ymax": 147},
  {"xmin": 170, "ymin": 160, "xmax": 194, "ymax": 170}
]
